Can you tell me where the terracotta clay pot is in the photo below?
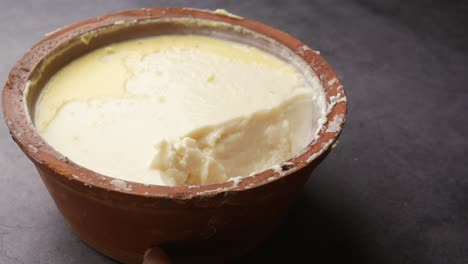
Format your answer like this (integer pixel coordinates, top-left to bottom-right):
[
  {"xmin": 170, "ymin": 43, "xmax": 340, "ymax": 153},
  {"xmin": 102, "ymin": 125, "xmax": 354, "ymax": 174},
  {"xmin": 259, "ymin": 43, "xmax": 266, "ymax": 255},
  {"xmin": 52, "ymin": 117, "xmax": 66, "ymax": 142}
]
[{"xmin": 2, "ymin": 8, "xmax": 347, "ymax": 264}]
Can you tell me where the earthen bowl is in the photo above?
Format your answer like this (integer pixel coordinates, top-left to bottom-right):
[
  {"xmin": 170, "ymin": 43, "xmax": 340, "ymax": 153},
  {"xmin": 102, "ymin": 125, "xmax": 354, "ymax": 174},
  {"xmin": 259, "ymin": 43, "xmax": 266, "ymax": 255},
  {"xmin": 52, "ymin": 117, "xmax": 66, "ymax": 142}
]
[{"xmin": 2, "ymin": 7, "xmax": 347, "ymax": 264}]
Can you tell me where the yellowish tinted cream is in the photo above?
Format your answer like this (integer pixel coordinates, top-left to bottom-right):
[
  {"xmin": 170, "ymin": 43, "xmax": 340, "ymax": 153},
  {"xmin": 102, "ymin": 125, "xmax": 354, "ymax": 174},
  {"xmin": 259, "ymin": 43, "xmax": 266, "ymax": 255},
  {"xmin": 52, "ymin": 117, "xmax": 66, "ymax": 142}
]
[{"xmin": 35, "ymin": 35, "xmax": 325, "ymax": 186}]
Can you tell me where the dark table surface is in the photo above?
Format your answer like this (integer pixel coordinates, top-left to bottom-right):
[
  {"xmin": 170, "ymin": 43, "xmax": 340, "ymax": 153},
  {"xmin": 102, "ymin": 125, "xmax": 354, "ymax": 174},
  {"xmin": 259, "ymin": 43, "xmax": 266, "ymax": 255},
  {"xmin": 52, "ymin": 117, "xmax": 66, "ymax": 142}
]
[{"xmin": 1, "ymin": 0, "xmax": 467, "ymax": 263}]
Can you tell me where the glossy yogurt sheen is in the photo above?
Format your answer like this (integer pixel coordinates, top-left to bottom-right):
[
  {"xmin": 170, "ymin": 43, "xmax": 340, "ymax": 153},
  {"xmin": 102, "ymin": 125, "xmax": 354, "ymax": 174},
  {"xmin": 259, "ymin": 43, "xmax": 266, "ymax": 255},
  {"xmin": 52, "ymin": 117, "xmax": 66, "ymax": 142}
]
[{"xmin": 35, "ymin": 35, "xmax": 326, "ymax": 186}]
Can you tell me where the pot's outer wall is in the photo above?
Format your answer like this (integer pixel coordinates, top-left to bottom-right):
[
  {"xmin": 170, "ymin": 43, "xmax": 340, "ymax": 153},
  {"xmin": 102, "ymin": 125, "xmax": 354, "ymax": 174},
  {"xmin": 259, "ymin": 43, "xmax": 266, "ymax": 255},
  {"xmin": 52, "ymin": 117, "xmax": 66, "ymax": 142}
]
[
  {"xmin": 2, "ymin": 8, "xmax": 346, "ymax": 264},
  {"xmin": 36, "ymin": 162, "xmax": 318, "ymax": 263}
]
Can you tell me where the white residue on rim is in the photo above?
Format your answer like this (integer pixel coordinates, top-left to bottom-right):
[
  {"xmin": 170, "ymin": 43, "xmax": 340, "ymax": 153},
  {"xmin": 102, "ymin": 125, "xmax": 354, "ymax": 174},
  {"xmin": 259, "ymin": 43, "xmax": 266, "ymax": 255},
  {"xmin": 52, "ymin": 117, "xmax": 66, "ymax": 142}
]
[
  {"xmin": 327, "ymin": 92, "xmax": 347, "ymax": 114},
  {"xmin": 326, "ymin": 114, "xmax": 344, "ymax": 133},
  {"xmin": 271, "ymin": 164, "xmax": 282, "ymax": 174},
  {"xmin": 28, "ymin": 154, "xmax": 43, "ymax": 165},
  {"xmin": 267, "ymin": 176, "xmax": 277, "ymax": 182},
  {"xmin": 110, "ymin": 179, "xmax": 132, "ymax": 191},
  {"xmin": 246, "ymin": 183, "xmax": 256, "ymax": 189},
  {"xmin": 193, "ymin": 176, "xmax": 245, "ymax": 196},
  {"xmin": 270, "ymin": 161, "xmax": 296, "ymax": 177},
  {"xmin": 27, "ymin": 144, "xmax": 38, "ymax": 153},
  {"xmin": 194, "ymin": 176, "xmax": 249, "ymax": 195},
  {"xmin": 113, "ymin": 19, "xmax": 138, "ymax": 25},
  {"xmin": 229, "ymin": 176, "xmax": 244, "ymax": 187},
  {"xmin": 248, "ymin": 170, "xmax": 259, "ymax": 177},
  {"xmin": 306, "ymin": 139, "xmax": 335, "ymax": 163},
  {"xmin": 327, "ymin": 78, "xmax": 338, "ymax": 87},
  {"xmin": 196, "ymin": 187, "xmax": 226, "ymax": 196},
  {"xmin": 297, "ymin": 45, "xmax": 312, "ymax": 55},
  {"xmin": 45, "ymin": 26, "xmax": 65, "ymax": 37},
  {"xmin": 213, "ymin": 9, "xmax": 243, "ymax": 19}
]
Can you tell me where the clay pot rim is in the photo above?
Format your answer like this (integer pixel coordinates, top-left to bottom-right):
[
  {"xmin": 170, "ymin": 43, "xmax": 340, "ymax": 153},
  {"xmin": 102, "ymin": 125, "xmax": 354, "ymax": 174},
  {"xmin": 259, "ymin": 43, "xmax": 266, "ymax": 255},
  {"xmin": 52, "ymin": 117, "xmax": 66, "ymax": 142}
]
[{"xmin": 2, "ymin": 7, "xmax": 347, "ymax": 199}]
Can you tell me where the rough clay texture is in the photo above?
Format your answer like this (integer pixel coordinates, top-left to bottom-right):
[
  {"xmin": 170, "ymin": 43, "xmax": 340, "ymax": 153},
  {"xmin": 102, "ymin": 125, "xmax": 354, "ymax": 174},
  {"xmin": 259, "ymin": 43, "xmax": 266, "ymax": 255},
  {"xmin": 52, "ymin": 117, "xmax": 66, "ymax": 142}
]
[{"xmin": 0, "ymin": 1, "xmax": 467, "ymax": 264}]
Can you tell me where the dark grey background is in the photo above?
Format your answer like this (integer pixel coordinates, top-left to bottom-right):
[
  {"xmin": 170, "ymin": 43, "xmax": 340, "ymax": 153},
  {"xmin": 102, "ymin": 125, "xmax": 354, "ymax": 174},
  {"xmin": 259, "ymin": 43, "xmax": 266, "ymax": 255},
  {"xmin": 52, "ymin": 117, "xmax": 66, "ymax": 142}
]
[{"xmin": 1, "ymin": 0, "xmax": 467, "ymax": 263}]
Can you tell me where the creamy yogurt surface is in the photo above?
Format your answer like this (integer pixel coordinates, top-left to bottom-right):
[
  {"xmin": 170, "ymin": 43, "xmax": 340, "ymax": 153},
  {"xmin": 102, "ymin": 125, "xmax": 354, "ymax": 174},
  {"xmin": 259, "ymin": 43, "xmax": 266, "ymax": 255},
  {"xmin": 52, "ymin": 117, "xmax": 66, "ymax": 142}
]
[{"xmin": 35, "ymin": 35, "xmax": 326, "ymax": 186}]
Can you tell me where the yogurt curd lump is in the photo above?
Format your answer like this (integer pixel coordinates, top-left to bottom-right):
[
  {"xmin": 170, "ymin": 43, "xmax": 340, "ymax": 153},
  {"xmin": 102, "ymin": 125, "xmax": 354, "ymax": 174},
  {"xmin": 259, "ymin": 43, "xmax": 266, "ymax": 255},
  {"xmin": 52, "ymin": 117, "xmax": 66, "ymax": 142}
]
[{"xmin": 35, "ymin": 35, "xmax": 326, "ymax": 186}]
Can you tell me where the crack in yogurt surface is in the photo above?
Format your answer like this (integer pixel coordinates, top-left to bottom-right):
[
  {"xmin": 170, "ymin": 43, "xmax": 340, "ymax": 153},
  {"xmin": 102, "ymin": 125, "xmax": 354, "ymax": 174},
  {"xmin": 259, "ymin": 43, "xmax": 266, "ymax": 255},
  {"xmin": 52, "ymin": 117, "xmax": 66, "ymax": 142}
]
[{"xmin": 35, "ymin": 35, "xmax": 326, "ymax": 186}]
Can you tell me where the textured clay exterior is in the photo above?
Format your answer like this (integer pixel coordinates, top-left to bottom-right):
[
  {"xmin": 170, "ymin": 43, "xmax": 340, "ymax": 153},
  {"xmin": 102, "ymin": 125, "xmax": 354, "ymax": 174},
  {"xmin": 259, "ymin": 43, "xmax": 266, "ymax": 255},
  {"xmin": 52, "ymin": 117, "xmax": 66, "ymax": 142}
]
[{"xmin": 2, "ymin": 8, "xmax": 347, "ymax": 264}]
